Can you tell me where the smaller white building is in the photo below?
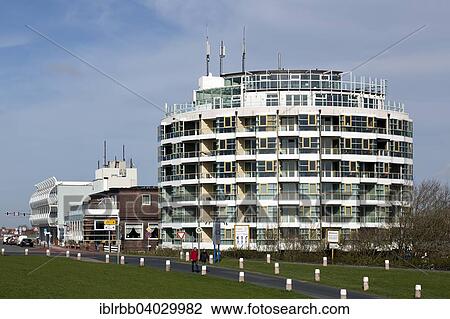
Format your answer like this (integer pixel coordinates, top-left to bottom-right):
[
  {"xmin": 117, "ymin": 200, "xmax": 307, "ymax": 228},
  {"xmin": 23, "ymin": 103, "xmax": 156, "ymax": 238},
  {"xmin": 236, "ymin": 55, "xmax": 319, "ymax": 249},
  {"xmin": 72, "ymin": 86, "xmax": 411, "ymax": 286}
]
[{"xmin": 29, "ymin": 177, "xmax": 93, "ymax": 244}]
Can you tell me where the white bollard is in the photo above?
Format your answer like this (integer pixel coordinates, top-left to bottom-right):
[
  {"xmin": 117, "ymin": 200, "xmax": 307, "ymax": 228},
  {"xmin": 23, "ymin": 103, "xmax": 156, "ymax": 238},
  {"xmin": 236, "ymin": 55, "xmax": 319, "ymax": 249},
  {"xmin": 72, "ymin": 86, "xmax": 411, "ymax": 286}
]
[
  {"xmin": 209, "ymin": 254, "xmax": 213, "ymax": 264},
  {"xmin": 363, "ymin": 277, "xmax": 369, "ymax": 291},
  {"xmin": 105, "ymin": 254, "xmax": 110, "ymax": 263},
  {"xmin": 140, "ymin": 258, "xmax": 145, "ymax": 267},
  {"xmin": 180, "ymin": 251, "xmax": 183, "ymax": 260},
  {"xmin": 185, "ymin": 252, "xmax": 190, "ymax": 262},
  {"xmin": 165, "ymin": 260, "xmax": 171, "ymax": 272},
  {"xmin": 25, "ymin": 249, "xmax": 28, "ymax": 256},
  {"xmin": 340, "ymin": 289, "xmax": 347, "ymax": 299},
  {"xmin": 1, "ymin": 248, "xmax": 4, "ymax": 255},
  {"xmin": 46, "ymin": 249, "xmax": 50, "ymax": 257},
  {"xmin": 286, "ymin": 278, "xmax": 292, "ymax": 291},
  {"xmin": 201, "ymin": 265, "xmax": 207, "ymax": 276},
  {"xmin": 120, "ymin": 256, "xmax": 125, "ymax": 265},
  {"xmin": 66, "ymin": 251, "xmax": 70, "ymax": 258},
  {"xmin": 323, "ymin": 257, "xmax": 328, "ymax": 266},
  {"xmin": 239, "ymin": 271, "xmax": 245, "ymax": 282},
  {"xmin": 315, "ymin": 269, "xmax": 320, "ymax": 282},
  {"xmin": 274, "ymin": 262, "xmax": 280, "ymax": 275},
  {"xmin": 266, "ymin": 254, "xmax": 271, "ymax": 264},
  {"xmin": 77, "ymin": 253, "xmax": 81, "ymax": 261},
  {"xmin": 239, "ymin": 257, "xmax": 244, "ymax": 269},
  {"xmin": 415, "ymin": 285, "xmax": 422, "ymax": 299},
  {"xmin": 385, "ymin": 259, "xmax": 390, "ymax": 270}
]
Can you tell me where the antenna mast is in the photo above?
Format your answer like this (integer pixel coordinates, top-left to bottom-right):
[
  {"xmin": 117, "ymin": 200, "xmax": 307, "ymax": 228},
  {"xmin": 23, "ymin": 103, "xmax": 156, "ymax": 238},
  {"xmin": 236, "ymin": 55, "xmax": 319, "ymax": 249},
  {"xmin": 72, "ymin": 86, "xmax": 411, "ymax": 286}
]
[
  {"xmin": 122, "ymin": 144, "xmax": 126, "ymax": 161},
  {"xmin": 103, "ymin": 140, "xmax": 107, "ymax": 167},
  {"xmin": 241, "ymin": 26, "xmax": 246, "ymax": 72},
  {"xmin": 219, "ymin": 40, "xmax": 226, "ymax": 75},
  {"xmin": 205, "ymin": 26, "xmax": 211, "ymax": 75},
  {"xmin": 277, "ymin": 52, "xmax": 282, "ymax": 70}
]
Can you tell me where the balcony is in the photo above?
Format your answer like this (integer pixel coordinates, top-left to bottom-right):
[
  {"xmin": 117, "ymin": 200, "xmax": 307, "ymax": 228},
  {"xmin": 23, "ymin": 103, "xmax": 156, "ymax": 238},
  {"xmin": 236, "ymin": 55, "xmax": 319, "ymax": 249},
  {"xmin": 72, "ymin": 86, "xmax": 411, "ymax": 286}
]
[
  {"xmin": 237, "ymin": 171, "xmax": 257, "ymax": 178},
  {"xmin": 279, "ymin": 192, "xmax": 299, "ymax": 200},
  {"xmin": 321, "ymin": 148, "xmax": 340, "ymax": 155},
  {"xmin": 280, "ymin": 170, "xmax": 298, "ymax": 178},
  {"xmin": 279, "ymin": 124, "xmax": 298, "ymax": 131},
  {"xmin": 280, "ymin": 148, "xmax": 298, "ymax": 155}
]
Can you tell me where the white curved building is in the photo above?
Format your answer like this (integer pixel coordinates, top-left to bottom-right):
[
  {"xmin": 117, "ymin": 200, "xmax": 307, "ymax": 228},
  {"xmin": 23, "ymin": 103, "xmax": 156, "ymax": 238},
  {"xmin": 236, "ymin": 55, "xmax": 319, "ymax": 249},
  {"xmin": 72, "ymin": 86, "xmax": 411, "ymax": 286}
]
[
  {"xmin": 29, "ymin": 177, "xmax": 93, "ymax": 243},
  {"xmin": 158, "ymin": 70, "xmax": 413, "ymax": 250}
]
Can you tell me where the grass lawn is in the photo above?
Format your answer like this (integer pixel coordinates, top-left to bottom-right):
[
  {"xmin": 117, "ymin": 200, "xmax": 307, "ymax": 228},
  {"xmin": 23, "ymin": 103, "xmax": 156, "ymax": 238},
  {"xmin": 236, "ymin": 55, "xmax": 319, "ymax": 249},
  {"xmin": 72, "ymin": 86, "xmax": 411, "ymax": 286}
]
[
  {"xmin": 0, "ymin": 256, "xmax": 306, "ymax": 299},
  {"xmin": 215, "ymin": 258, "xmax": 450, "ymax": 298}
]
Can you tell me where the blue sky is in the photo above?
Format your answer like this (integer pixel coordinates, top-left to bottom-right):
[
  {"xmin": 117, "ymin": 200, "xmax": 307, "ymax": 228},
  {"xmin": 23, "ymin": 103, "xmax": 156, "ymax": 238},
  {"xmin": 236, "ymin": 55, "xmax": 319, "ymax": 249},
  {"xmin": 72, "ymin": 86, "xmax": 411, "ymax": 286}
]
[{"xmin": 0, "ymin": 0, "xmax": 449, "ymax": 227}]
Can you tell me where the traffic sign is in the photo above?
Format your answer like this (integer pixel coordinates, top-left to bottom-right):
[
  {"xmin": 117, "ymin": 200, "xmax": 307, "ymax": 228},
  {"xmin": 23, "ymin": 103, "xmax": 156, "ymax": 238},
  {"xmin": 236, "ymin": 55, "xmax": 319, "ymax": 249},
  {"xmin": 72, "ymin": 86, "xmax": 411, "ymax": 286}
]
[
  {"xmin": 104, "ymin": 224, "xmax": 116, "ymax": 231},
  {"xmin": 327, "ymin": 230, "xmax": 340, "ymax": 243},
  {"xmin": 213, "ymin": 220, "xmax": 221, "ymax": 245},
  {"xmin": 104, "ymin": 219, "xmax": 117, "ymax": 225},
  {"xmin": 146, "ymin": 226, "xmax": 152, "ymax": 233},
  {"xmin": 176, "ymin": 231, "xmax": 186, "ymax": 240},
  {"xmin": 195, "ymin": 227, "xmax": 203, "ymax": 234},
  {"xmin": 329, "ymin": 243, "xmax": 340, "ymax": 249}
]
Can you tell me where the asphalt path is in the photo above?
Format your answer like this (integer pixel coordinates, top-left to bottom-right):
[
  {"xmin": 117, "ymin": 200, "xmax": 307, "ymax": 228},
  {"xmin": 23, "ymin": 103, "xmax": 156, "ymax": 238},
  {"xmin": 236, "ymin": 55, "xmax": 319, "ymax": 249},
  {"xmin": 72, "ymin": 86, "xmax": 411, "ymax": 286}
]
[{"xmin": 0, "ymin": 243, "xmax": 378, "ymax": 299}]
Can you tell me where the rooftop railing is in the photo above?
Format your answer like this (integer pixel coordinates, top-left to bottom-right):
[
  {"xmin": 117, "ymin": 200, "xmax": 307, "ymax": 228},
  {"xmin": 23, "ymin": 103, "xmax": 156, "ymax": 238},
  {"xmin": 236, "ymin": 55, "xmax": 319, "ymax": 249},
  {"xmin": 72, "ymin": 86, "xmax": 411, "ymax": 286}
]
[{"xmin": 166, "ymin": 98, "xmax": 405, "ymax": 116}]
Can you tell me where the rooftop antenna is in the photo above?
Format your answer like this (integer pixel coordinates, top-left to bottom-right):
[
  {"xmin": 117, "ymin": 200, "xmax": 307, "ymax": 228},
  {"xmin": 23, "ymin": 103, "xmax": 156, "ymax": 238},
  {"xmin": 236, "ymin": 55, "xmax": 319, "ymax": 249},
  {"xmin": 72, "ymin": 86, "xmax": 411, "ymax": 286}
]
[
  {"xmin": 219, "ymin": 40, "xmax": 226, "ymax": 75},
  {"xmin": 130, "ymin": 157, "xmax": 133, "ymax": 168},
  {"xmin": 97, "ymin": 160, "xmax": 100, "ymax": 169},
  {"xmin": 205, "ymin": 25, "xmax": 211, "ymax": 76},
  {"xmin": 103, "ymin": 140, "xmax": 107, "ymax": 167},
  {"xmin": 241, "ymin": 26, "xmax": 246, "ymax": 72},
  {"xmin": 122, "ymin": 144, "xmax": 126, "ymax": 161},
  {"xmin": 277, "ymin": 52, "xmax": 282, "ymax": 70}
]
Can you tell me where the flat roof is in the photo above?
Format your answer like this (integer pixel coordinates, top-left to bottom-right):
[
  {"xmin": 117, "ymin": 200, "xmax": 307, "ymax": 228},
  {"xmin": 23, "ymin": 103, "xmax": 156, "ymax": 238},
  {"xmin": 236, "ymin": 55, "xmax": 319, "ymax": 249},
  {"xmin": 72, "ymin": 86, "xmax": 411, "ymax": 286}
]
[{"xmin": 222, "ymin": 69, "xmax": 344, "ymax": 77}]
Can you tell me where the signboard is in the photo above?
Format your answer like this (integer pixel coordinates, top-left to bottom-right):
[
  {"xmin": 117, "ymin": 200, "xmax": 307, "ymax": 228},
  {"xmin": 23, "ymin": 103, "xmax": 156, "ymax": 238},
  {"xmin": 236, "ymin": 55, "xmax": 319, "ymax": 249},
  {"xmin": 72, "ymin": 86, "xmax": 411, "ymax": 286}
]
[
  {"xmin": 176, "ymin": 231, "xmax": 186, "ymax": 240},
  {"xmin": 329, "ymin": 243, "xmax": 340, "ymax": 249},
  {"xmin": 104, "ymin": 224, "xmax": 116, "ymax": 231},
  {"xmin": 212, "ymin": 220, "xmax": 221, "ymax": 245},
  {"xmin": 234, "ymin": 225, "xmax": 250, "ymax": 249},
  {"xmin": 104, "ymin": 219, "xmax": 117, "ymax": 226},
  {"xmin": 327, "ymin": 230, "xmax": 340, "ymax": 243}
]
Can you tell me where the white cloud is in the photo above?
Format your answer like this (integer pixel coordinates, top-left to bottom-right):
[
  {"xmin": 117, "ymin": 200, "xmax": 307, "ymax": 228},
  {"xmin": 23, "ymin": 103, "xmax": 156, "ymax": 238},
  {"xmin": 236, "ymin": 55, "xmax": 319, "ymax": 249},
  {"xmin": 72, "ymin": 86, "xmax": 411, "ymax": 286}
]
[{"xmin": 0, "ymin": 34, "xmax": 31, "ymax": 48}]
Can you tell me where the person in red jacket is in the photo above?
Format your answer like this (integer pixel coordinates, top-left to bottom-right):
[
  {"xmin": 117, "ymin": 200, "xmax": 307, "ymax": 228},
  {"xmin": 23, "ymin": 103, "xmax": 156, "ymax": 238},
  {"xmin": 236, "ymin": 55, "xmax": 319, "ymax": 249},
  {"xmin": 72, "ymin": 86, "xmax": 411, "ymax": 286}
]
[{"xmin": 190, "ymin": 247, "xmax": 199, "ymax": 272}]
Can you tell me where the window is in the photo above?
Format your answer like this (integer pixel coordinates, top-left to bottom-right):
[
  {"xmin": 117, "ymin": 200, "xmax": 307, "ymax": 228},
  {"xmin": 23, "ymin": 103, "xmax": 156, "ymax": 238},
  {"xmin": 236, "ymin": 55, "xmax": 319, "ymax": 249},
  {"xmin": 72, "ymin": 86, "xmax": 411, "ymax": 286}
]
[
  {"xmin": 142, "ymin": 194, "xmax": 151, "ymax": 205},
  {"xmin": 147, "ymin": 224, "xmax": 159, "ymax": 239},
  {"xmin": 94, "ymin": 220, "xmax": 105, "ymax": 230},
  {"xmin": 258, "ymin": 115, "xmax": 267, "ymax": 126},
  {"xmin": 125, "ymin": 223, "xmax": 144, "ymax": 240},
  {"xmin": 266, "ymin": 93, "xmax": 279, "ymax": 106},
  {"xmin": 363, "ymin": 139, "xmax": 369, "ymax": 149},
  {"xmin": 224, "ymin": 162, "xmax": 233, "ymax": 172}
]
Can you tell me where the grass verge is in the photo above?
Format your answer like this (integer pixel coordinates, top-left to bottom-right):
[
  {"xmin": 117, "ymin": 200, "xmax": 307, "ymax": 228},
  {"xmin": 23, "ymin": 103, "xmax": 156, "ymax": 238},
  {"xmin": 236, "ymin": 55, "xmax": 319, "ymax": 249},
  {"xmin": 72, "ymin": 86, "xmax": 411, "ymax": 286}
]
[
  {"xmin": 216, "ymin": 258, "xmax": 450, "ymax": 298},
  {"xmin": 0, "ymin": 256, "xmax": 306, "ymax": 299}
]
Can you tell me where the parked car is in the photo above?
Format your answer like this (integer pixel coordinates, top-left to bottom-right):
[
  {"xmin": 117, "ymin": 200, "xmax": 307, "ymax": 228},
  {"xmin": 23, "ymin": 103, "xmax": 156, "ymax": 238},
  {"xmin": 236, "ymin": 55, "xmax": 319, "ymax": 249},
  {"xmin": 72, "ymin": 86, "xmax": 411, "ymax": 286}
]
[
  {"xmin": 16, "ymin": 235, "xmax": 28, "ymax": 245},
  {"xmin": 6, "ymin": 237, "xmax": 18, "ymax": 245},
  {"xmin": 19, "ymin": 238, "xmax": 34, "ymax": 247},
  {"xmin": 2, "ymin": 235, "xmax": 11, "ymax": 244}
]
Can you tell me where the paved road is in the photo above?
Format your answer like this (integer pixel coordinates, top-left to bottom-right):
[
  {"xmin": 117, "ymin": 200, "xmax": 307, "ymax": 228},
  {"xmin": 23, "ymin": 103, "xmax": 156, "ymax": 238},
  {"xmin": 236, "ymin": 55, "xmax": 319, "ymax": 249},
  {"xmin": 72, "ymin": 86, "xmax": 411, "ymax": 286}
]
[{"xmin": 1, "ymin": 244, "xmax": 377, "ymax": 299}]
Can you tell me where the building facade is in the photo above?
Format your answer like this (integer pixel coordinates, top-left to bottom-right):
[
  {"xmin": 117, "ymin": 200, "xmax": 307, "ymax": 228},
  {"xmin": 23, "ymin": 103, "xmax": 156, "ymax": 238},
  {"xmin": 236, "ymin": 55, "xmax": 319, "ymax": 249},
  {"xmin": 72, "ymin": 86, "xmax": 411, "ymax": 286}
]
[
  {"xmin": 158, "ymin": 69, "xmax": 413, "ymax": 250},
  {"xmin": 29, "ymin": 177, "xmax": 93, "ymax": 244},
  {"xmin": 66, "ymin": 186, "xmax": 159, "ymax": 251}
]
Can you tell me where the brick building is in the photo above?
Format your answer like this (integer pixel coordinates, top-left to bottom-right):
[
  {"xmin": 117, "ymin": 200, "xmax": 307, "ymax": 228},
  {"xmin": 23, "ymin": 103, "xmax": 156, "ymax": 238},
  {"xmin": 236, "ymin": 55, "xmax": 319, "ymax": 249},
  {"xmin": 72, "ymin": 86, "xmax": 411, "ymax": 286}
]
[{"xmin": 68, "ymin": 186, "xmax": 159, "ymax": 251}]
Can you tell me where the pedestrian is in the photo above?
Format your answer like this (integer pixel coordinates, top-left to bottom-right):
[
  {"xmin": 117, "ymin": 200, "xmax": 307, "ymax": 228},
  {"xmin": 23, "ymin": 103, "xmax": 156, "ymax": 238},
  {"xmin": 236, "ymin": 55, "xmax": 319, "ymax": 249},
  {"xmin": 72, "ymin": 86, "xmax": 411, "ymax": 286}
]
[
  {"xmin": 200, "ymin": 250, "xmax": 208, "ymax": 265},
  {"xmin": 190, "ymin": 247, "xmax": 199, "ymax": 272}
]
